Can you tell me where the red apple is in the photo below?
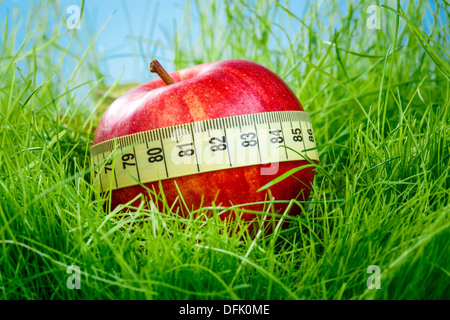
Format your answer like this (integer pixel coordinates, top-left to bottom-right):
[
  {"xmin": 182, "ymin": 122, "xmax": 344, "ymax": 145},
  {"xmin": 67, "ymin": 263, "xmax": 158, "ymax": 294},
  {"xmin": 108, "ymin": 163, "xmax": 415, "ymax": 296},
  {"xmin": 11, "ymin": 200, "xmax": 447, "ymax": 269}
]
[{"xmin": 93, "ymin": 59, "xmax": 315, "ymax": 229}]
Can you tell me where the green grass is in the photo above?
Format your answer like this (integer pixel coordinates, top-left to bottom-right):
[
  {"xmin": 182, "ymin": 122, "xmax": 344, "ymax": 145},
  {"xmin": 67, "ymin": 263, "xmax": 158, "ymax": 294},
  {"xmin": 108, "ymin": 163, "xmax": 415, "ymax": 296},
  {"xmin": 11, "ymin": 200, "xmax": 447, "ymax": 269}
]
[{"xmin": 1, "ymin": 0, "xmax": 449, "ymax": 300}]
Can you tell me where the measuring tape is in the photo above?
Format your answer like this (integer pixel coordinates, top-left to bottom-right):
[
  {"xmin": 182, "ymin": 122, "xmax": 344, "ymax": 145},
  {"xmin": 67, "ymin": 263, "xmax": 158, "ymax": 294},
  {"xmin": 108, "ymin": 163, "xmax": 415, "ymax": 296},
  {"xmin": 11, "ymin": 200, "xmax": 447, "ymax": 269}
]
[{"xmin": 91, "ymin": 111, "xmax": 319, "ymax": 193}]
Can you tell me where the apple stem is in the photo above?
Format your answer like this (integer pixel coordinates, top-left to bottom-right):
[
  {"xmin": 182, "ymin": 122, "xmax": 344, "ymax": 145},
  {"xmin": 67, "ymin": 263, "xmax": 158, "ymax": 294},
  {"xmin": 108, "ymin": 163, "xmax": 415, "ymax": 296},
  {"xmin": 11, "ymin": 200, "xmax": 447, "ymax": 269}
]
[{"xmin": 150, "ymin": 59, "xmax": 175, "ymax": 85}]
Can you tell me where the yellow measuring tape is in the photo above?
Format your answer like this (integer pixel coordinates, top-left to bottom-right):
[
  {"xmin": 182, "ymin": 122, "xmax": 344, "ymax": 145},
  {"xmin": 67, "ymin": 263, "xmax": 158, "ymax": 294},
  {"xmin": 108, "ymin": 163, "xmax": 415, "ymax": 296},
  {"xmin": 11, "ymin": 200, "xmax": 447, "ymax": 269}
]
[{"xmin": 91, "ymin": 111, "xmax": 319, "ymax": 193}]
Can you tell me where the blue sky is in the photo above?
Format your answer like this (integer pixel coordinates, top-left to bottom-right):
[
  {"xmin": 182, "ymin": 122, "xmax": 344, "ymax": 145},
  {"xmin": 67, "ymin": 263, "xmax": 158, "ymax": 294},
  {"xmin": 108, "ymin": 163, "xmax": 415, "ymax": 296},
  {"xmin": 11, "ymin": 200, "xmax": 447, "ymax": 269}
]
[
  {"xmin": 1, "ymin": 0, "xmax": 188, "ymax": 83},
  {"xmin": 1, "ymin": 0, "xmax": 309, "ymax": 84},
  {"xmin": 76, "ymin": 0, "xmax": 189, "ymax": 83},
  {"xmin": 1, "ymin": 1, "xmax": 445, "ymax": 85}
]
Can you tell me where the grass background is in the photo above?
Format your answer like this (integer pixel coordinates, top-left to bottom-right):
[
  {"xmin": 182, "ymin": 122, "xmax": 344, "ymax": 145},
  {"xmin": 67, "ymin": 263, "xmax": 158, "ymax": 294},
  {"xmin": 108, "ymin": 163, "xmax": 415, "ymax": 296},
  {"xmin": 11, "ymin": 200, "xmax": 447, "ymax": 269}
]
[{"xmin": 0, "ymin": 0, "xmax": 449, "ymax": 300}]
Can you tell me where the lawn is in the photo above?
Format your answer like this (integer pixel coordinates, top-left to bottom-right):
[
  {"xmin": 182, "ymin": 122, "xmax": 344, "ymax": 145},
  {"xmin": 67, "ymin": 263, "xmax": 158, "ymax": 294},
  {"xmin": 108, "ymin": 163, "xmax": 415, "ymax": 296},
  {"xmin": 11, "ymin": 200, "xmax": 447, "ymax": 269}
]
[{"xmin": 0, "ymin": 0, "xmax": 449, "ymax": 300}]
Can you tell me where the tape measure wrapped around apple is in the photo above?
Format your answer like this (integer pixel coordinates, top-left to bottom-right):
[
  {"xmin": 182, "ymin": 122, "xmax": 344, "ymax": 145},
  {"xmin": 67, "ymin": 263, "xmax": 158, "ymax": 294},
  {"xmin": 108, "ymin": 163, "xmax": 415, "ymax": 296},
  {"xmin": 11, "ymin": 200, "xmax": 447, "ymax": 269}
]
[{"xmin": 91, "ymin": 59, "xmax": 319, "ymax": 227}]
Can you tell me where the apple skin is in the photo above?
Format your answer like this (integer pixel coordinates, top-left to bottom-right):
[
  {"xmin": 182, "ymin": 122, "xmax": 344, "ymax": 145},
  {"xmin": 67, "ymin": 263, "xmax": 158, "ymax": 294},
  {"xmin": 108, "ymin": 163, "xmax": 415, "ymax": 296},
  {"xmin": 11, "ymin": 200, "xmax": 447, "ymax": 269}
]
[{"xmin": 93, "ymin": 59, "xmax": 314, "ymax": 227}]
